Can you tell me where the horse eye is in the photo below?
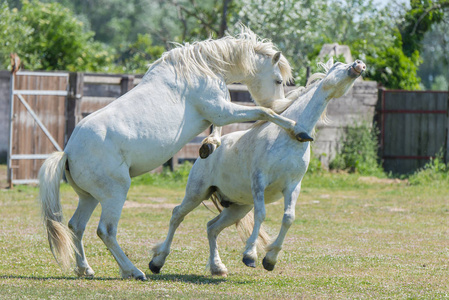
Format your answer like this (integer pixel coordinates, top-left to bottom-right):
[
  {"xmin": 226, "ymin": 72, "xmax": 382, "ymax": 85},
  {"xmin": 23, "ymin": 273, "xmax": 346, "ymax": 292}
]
[{"xmin": 275, "ymin": 79, "xmax": 283, "ymax": 85}]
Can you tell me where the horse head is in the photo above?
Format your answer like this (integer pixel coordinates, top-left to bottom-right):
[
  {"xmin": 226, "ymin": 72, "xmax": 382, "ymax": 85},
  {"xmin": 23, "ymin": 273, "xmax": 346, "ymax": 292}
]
[
  {"xmin": 244, "ymin": 51, "xmax": 292, "ymax": 108},
  {"xmin": 319, "ymin": 58, "xmax": 366, "ymax": 100}
]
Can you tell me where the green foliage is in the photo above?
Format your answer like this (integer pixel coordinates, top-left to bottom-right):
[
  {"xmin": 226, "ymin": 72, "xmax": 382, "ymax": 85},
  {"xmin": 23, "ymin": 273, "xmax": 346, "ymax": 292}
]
[
  {"xmin": 0, "ymin": 0, "xmax": 114, "ymax": 71},
  {"xmin": 307, "ymin": 147, "xmax": 326, "ymax": 174},
  {"xmin": 352, "ymin": 32, "xmax": 422, "ymax": 90},
  {"xmin": 2, "ymin": 0, "xmax": 447, "ymax": 87},
  {"xmin": 418, "ymin": 19, "xmax": 449, "ymax": 90},
  {"xmin": 233, "ymin": 0, "xmax": 423, "ymax": 89},
  {"xmin": 330, "ymin": 122, "xmax": 385, "ymax": 176},
  {"xmin": 131, "ymin": 161, "xmax": 193, "ymax": 187},
  {"xmin": 115, "ymin": 34, "xmax": 165, "ymax": 74},
  {"xmin": 430, "ymin": 75, "xmax": 449, "ymax": 90},
  {"xmin": 400, "ymin": 0, "xmax": 447, "ymax": 57},
  {"xmin": 408, "ymin": 150, "xmax": 448, "ymax": 186}
]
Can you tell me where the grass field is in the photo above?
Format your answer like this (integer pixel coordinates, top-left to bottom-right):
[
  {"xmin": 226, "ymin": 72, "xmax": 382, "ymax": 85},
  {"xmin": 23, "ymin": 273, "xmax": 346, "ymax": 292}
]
[{"xmin": 0, "ymin": 164, "xmax": 448, "ymax": 299}]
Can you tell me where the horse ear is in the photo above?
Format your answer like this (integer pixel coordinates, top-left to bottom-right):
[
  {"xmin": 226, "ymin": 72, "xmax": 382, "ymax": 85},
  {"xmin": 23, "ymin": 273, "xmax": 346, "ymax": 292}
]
[
  {"xmin": 272, "ymin": 51, "xmax": 282, "ymax": 66},
  {"xmin": 326, "ymin": 57, "xmax": 334, "ymax": 69}
]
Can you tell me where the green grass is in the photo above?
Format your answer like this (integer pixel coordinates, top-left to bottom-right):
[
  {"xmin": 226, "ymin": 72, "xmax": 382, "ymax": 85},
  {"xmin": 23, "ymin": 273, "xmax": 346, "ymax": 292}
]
[{"xmin": 0, "ymin": 165, "xmax": 448, "ymax": 299}]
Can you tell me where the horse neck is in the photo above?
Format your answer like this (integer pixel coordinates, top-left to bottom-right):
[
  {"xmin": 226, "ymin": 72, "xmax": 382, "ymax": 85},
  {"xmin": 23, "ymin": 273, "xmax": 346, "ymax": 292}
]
[{"xmin": 282, "ymin": 83, "xmax": 330, "ymax": 133}]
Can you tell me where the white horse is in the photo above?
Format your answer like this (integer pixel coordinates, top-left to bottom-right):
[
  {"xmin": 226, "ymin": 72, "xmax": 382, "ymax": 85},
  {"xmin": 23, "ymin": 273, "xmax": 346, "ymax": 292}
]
[
  {"xmin": 150, "ymin": 58, "xmax": 366, "ymax": 276},
  {"xmin": 38, "ymin": 29, "xmax": 311, "ymax": 281}
]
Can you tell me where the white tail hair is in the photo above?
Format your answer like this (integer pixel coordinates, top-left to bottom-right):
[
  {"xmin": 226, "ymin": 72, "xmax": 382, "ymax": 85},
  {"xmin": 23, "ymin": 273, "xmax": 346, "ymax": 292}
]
[
  {"xmin": 210, "ymin": 193, "xmax": 271, "ymax": 252},
  {"xmin": 38, "ymin": 152, "xmax": 76, "ymax": 270}
]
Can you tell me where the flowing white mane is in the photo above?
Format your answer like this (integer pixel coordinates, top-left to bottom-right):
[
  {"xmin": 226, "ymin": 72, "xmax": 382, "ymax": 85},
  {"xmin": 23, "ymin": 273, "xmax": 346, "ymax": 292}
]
[{"xmin": 150, "ymin": 27, "xmax": 292, "ymax": 83}]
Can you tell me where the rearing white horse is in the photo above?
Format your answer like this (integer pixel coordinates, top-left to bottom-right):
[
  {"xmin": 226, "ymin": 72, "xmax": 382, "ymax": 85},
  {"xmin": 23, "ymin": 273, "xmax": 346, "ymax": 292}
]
[
  {"xmin": 38, "ymin": 28, "xmax": 308, "ymax": 281},
  {"xmin": 150, "ymin": 58, "xmax": 366, "ymax": 276}
]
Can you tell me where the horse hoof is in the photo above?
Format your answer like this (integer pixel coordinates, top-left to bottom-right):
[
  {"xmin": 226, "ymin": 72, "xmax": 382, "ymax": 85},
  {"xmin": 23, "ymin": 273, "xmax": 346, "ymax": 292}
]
[
  {"xmin": 211, "ymin": 270, "xmax": 228, "ymax": 277},
  {"xmin": 199, "ymin": 143, "xmax": 215, "ymax": 159},
  {"xmin": 149, "ymin": 261, "xmax": 161, "ymax": 274},
  {"xmin": 296, "ymin": 132, "xmax": 313, "ymax": 142},
  {"xmin": 242, "ymin": 257, "xmax": 256, "ymax": 268},
  {"xmin": 74, "ymin": 267, "xmax": 95, "ymax": 278},
  {"xmin": 136, "ymin": 275, "xmax": 148, "ymax": 281},
  {"xmin": 262, "ymin": 257, "xmax": 275, "ymax": 271}
]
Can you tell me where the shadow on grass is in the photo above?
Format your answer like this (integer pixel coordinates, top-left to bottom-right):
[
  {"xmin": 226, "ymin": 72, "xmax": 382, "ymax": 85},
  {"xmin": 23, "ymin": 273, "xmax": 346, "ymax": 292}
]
[
  {"xmin": 146, "ymin": 273, "xmax": 227, "ymax": 285},
  {"xmin": 0, "ymin": 274, "xmax": 121, "ymax": 281},
  {"xmin": 0, "ymin": 273, "xmax": 228, "ymax": 285}
]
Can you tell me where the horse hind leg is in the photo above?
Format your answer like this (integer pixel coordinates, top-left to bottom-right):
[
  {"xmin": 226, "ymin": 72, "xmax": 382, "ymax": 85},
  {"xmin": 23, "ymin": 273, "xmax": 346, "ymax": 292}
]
[
  {"xmin": 207, "ymin": 204, "xmax": 253, "ymax": 276},
  {"xmin": 96, "ymin": 195, "xmax": 147, "ymax": 281},
  {"xmin": 68, "ymin": 194, "xmax": 98, "ymax": 277},
  {"xmin": 65, "ymin": 169, "xmax": 99, "ymax": 277}
]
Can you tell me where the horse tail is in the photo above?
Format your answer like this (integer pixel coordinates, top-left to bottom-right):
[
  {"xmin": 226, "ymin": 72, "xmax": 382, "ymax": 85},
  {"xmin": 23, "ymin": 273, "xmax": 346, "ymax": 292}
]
[
  {"xmin": 210, "ymin": 193, "xmax": 271, "ymax": 251},
  {"xmin": 38, "ymin": 151, "xmax": 75, "ymax": 270}
]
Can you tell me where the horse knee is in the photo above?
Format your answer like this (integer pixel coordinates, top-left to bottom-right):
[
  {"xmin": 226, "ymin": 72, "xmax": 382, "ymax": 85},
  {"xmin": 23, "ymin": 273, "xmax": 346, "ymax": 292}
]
[{"xmin": 282, "ymin": 212, "xmax": 295, "ymax": 227}]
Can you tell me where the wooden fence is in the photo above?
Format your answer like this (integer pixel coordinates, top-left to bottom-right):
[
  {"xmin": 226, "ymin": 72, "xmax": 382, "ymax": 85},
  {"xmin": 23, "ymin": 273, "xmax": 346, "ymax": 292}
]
[
  {"xmin": 378, "ymin": 89, "xmax": 449, "ymax": 174},
  {"xmin": 7, "ymin": 71, "xmax": 69, "ymax": 186}
]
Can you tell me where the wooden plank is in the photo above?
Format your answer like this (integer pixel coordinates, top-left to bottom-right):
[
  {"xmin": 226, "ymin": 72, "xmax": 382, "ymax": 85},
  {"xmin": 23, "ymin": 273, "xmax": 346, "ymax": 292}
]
[
  {"xmin": 120, "ymin": 75, "xmax": 134, "ymax": 95},
  {"xmin": 84, "ymin": 75, "xmax": 122, "ymax": 85},
  {"xmin": 66, "ymin": 73, "xmax": 83, "ymax": 145}
]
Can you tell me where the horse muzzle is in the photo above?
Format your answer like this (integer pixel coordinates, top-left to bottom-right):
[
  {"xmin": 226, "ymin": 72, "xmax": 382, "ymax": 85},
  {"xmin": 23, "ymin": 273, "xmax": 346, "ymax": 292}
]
[{"xmin": 349, "ymin": 60, "xmax": 366, "ymax": 77}]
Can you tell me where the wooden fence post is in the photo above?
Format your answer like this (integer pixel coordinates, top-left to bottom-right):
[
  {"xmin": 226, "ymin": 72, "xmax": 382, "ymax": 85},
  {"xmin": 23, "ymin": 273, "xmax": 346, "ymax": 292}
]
[
  {"xmin": 66, "ymin": 72, "xmax": 83, "ymax": 146},
  {"xmin": 120, "ymin": 75, "xmax": 134, "ymax": 95}
]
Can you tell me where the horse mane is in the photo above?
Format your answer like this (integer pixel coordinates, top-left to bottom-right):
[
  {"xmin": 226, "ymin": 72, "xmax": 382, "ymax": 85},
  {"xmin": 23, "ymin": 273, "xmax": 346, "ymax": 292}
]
[{"xmin": 150, "ymin": 26, "xmax": 292, "ymax": 83}]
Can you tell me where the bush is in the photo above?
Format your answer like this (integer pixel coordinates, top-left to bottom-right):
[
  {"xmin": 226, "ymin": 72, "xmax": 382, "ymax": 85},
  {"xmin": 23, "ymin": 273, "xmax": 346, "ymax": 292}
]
[
  {"xmin": 0, "ymin": 0, "xmax": 114, "ymax": 72},
  {"xmin": 329, "ymin": 122, "xmax": 385, "ymax": 177},
  {"xmin": 307, "ymin": 147, "xmax": 325, "ymax": 174},
  {"xmin": 408, "ymin": 150, "xmax": 448, "ymax": 186}
]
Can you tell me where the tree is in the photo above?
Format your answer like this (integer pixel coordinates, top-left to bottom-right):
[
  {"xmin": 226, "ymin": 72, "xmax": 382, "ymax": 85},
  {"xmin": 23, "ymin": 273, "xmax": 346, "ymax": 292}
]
[
  {"xmin": 115, "ymin": 34, "xmax": 165, "ymax": 74},
  {"xmin": 399, "ymin": 0, "xmax": 449, "ymax": 57},
  {"xmin": 0, "ymin": 0, "xmax": 114, "ymax": 71},
  {"xmin": 232, "ymin": 0, "xmax": 421, "ymax": 89},
  {"xmin": 401, "ymin": 1, "xmax": 449, "ymax": 89}
]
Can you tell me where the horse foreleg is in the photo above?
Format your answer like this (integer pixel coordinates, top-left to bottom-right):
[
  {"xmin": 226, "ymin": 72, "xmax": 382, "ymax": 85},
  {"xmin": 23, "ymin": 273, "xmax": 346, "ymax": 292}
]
[
  {"xmin": 242, "ymin": 178, "xmax": 267, "ymax": 268},
  {"xmin": 263, "ymin": 183, "xmax": 301, "ymax": 271},
  {"xmin": 149, "ymin": 193, "xmax": 205, "ymax": 274},
  {"xmin": 199, "ymin": 126, "xmax": 222, "ymax": 159},
  {"xmin": 207, "ymin": 204, "xmax": 253, "ymax": 276},
  {"xmin": 198, "ymin": 100, "xmax": 312, "ymax": 143},
  {"xmin": 68, "ymin": 194, "xmax": 98, "ymax": 277}
]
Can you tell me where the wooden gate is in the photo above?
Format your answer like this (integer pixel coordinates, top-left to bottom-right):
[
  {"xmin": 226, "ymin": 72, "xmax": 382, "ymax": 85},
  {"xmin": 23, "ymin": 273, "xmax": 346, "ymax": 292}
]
[
  {"xmin": 378, "ymin": 89, "xmax": 449, "ymax": 174},
  {"xmin": 7, "ymin": 72, "xmax": 69, "ymax": 186}
]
